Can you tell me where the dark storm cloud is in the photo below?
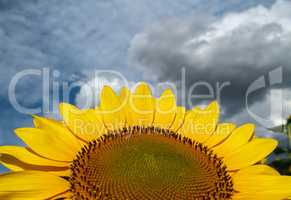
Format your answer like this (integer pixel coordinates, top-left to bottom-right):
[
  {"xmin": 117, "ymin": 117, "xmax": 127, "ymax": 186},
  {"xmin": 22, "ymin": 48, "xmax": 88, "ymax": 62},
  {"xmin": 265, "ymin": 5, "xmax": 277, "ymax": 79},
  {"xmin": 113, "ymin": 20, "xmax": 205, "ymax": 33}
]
[
  {"xmin": 0, "ymin": 0, "xmax": 224, "ymax": 145},
  {"xmin": 0, "ymin": 0, "xmax": 284, "ymax": 149},
  {"xmin": 0, "ymin": 0, "xmax": 217, "ymax": 100},
  {"xmin": 128, "ymin": 0, "xmax": 291, "ymax": 118},
  {"xmin": 0, "ymin": 0, "xmax": 277, "ymax": 104}
]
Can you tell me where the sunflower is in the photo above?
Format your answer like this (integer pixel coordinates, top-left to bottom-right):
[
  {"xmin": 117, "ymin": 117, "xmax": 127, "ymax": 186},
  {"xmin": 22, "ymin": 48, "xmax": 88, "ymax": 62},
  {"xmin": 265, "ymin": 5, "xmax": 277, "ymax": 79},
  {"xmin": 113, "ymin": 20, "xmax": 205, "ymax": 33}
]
[{"xmin": 0, "ymin": 82, "xmax": 291, "ymax": 200}]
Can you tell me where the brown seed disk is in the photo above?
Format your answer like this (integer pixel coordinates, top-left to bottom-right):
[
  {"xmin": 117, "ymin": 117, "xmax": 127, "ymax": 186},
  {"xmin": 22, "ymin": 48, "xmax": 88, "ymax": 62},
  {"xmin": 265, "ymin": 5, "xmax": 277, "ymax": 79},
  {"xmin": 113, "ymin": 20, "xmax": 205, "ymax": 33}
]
[{"xmin": 69, "ymin": 126, "xmax": 234, "ymax": 200}]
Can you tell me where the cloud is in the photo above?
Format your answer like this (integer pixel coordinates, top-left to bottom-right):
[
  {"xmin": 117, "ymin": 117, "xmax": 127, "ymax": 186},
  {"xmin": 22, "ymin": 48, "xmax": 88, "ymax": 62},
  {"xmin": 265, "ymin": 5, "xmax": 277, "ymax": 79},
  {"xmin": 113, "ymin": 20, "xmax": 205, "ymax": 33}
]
[
  {"xmin": 75, "ymin": 73, "xmax": 135, "ymax": 108},
  {"xmin": 0, "ymin": 0, "xmax": 275, "ymax": 95},
  {"xmin": 0, "ymin": 0, "xmax": 283, "ymax": 151},
  {"xmin": 228, "ymin": 88, "xmax": 291, "ymax": 127},
  {"xmin": 2, "ymin": 0, "xmax": 225, "ymax": 147},
  {"xmin": 128, "ymin": 0, "xmax": 291, "ymax": 118},
  {"xmin": 0, "ymin": 0, "xmax": 215, "ymax": 87},
  {"xmin": 227, "ymin": 87, "xmax": 291, "ymax": 148}
]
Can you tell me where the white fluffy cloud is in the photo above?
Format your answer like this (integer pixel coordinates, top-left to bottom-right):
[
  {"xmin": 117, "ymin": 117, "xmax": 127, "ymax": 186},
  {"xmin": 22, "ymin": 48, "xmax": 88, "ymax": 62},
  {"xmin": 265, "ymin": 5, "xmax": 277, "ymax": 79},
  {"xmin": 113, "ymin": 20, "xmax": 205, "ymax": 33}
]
[
  {"xmin": 229, "ymin": 88, "xmax": 291, "ymax": 127},
  {"xmin": 129, "ymin": 0, "xmax": 291, "ymax": 76},
  {"xmin": 0, "ymin": 0, "xmax": 213, "ymax": 115},
  {"xmin": 0, "ymin": 0, "xmax": 282, "ymax": 148},
  {"xmin": 75, "ymin": 75, "xmax": 135, "ymax": 108},
  {"xmin": 128, "ymin": 0, "xmax": 291, "ymax": 117}
]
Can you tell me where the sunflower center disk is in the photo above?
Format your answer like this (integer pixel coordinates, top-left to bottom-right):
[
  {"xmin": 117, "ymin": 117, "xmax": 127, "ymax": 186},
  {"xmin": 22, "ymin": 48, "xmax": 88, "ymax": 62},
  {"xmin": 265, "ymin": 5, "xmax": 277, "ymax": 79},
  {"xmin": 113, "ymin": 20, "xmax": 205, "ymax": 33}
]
[{"xmin": 70, "ymin": 127, "xmax": 234, "ymax": 199}]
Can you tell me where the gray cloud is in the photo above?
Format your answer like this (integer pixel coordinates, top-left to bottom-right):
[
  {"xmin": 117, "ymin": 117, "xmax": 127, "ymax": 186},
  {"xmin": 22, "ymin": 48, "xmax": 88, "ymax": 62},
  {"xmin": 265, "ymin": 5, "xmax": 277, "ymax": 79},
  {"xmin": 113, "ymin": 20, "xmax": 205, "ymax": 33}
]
[
  {"xmin": 0, "ymin": 0, "xmax": 222, "ymax": 146},
  {"xmin": 128, "ymin": 0, "xmax": 291, "ymax": 119},
  {"xmin": 0, "ymin": 0, "xmax": 277, "ymax": 105},
  {"xmin": 0, "ymin": 0, "xmax": 283, "ymax": 150},
  {"xmin": 0, "ymin": 0, "xmax": 218, "ymax": 103}
]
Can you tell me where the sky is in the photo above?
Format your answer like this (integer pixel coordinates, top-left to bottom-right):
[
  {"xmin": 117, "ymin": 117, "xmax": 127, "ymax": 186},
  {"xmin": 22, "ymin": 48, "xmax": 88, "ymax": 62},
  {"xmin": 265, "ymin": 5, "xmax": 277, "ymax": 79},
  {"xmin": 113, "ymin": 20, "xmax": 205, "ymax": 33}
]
[{"xmin": 1, "ymin": 0, "xmax": 291, "ymax": 157}]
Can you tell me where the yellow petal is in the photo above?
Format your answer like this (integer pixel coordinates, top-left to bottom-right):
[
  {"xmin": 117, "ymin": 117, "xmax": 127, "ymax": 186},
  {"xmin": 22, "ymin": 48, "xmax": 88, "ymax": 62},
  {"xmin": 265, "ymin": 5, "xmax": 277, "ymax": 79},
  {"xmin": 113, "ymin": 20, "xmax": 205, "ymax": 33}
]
[
  {"xmin": 59, "ymin": 103, "xmax": 106, "ymax": 141},
  {"xmin": 33, "ymin": 115, "xmax": 63, "ymax": 129},
  {"xmin": 33, "ymin": 115, "xmax": 85, "ymax": 149},
  {"xmin": 232, "ymin": 174, "xmax": 291, "ymax": 200},
  {"xmin": 0, "ymin": 161, "xmax": 22, "ymax": 172},
  {"xmin": 0, "ymin": 146, "xmax": 69, "ymax": 175},
  {"xmin": 52, "ymin": 191, "xmax": 73, "ymax": 199},
  {"xmin": 153, "ymin": 89, "xmax": 176, "ymax": 129},
  {"xmin": 169, "ymin": 106, "xmax": 186, "ymax": 132},
  {"xmin": 0, "ymin": 154, "xmax": 70, "ymax": 177},
  {"xmin": 130, "ymin": 82, "xmax": 155, "ymax": 127},
  {"xmin": 233, "ymin": 165, "xmax": 280, "ymax": 176},
  {"xmin": 0, "ymin": 171, "xmax": 70, "ymax": 199},
  {"xmin": 204, "ymin": 123, "xmax": 236, "ymax": 148},
  {"xmin": 0, "ymin": 146, "xmax": 69, "ymax": 168},
  {"xmin": 224, "ymin": 138, "xmax": 277, "ymax": 170},
  {"xmin": 50, "ymin": 169, "xmax": 71, "ymax": 176},
  {"xmin": 179, "ymin": 101, "xmax": 219, "ymax": 143},
  {"xmin": 119, "ymin": 86, "xmax": 130, "ymax": 102},
  {"xmin": 15, "ymin": 127, "xmax": 80, "ymax": 162},
  {"xmin": 119, "ymin": 87, "xmax": 134, "ymax": 126},
  {"xmin": 212, "ymin": 123, "xmax": 255, "ymax": 157},
  {"xmin": 178, "ymin": 110, "xmax": 196, "ymax": 137},
  {"xmin": 100, "ymin": 86, "xmax": 125, "ymax": 131}
]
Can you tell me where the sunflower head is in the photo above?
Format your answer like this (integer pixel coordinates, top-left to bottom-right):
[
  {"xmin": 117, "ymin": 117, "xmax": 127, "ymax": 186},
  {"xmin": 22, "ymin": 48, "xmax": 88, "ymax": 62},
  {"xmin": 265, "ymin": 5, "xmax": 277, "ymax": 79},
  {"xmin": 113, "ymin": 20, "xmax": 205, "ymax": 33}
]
[
  {"xmin": 70, "ymin": 127, "xmax": 233, "ymax": 199},
  {"xmin": 0, "ymin": 82, "xmax": 290, "ymax": 200}
]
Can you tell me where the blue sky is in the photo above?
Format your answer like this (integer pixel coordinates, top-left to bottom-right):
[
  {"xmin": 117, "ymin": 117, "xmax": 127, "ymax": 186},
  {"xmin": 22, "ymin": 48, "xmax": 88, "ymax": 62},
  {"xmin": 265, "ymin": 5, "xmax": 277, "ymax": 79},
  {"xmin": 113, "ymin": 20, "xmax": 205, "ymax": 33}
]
[{"xmin": 1, "ymin": 0, "xmax": 291, "ymax": 174}]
